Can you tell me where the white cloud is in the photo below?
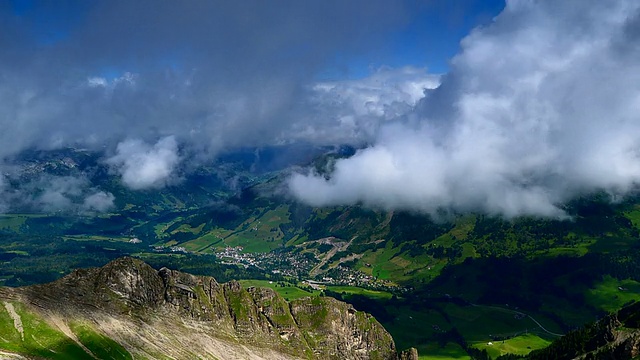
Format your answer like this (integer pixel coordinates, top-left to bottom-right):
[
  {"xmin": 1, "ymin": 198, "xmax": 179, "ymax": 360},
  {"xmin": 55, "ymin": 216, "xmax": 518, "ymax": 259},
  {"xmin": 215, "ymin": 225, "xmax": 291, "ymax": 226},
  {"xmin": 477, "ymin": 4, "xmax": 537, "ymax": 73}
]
[
  {"xmin": 290, "ymin": 0, "xmax": 640, "ymax": 218},
  {"xmin": 87, "ymin": 77, "xmax": 108, "ymax": 87},
  {"xmin": 87, "ymin": 72, "xmax": 136, "ymax": 89},
  {"xmin": 82, "ymin": 191, "xmax": 115, "ymax": 212},
  {"xmin": 292, "ymin": 66, "xmax": 440, "ymax": 144},
  {"xmin": 36, "ymin": 176, "xmax": 85, "ymax": 212},
  {"xmin": 106, "ymin": 136, "xmax": 180, "ymax": 190},
  {"xmin": 313, "ymin": 66, "xmax": 439, "ymax": 117}
]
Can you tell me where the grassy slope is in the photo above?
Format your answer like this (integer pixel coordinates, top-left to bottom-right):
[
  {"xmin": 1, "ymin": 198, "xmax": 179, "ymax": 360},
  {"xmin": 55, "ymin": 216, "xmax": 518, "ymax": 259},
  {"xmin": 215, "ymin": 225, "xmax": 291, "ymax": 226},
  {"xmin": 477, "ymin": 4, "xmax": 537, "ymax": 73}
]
[
  {"xmin": 419, "ymin": 343, "xmax": 471, "ymax": 360},
  {"xmin": 585, "ymin": 275, "xmax": 640, "ymax": 313},
  {"xmin": 69, "ymin": 322, "xmax": 133, "ymax": 360},
  {"xmin": 471, "ymin": 333, "xmax": 551, "ymax": 358},
  {"xmin": 325, "ymin": 285, "xmax": 393, "ymax": 300},
  {"xmin": 0, "ymin": 302, "xmax": 91, "ymax": 359},
  {"xmin": 238, "ymin": 279, "xmax": 320, "ymax": 300},
  {"xmin": 172, "ymin": 205, "xmax": 291, "ymax": 253}
]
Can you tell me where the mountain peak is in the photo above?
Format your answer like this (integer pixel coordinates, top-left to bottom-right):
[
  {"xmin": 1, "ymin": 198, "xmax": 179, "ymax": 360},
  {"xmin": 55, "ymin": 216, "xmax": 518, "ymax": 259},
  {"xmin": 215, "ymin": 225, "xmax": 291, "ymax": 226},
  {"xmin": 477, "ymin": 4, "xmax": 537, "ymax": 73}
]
[{"xmin": 0, "ymin": 257, "xmax": 413, "ymax": 359}]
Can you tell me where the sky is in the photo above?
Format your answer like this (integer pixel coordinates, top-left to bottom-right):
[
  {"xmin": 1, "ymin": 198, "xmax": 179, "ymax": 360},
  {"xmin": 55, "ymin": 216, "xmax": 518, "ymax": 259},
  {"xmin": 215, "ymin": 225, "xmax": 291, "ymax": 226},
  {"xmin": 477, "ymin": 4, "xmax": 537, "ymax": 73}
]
[{"xmin": 2, "ymin": 0, "xmax": 640, "ymax": 218}]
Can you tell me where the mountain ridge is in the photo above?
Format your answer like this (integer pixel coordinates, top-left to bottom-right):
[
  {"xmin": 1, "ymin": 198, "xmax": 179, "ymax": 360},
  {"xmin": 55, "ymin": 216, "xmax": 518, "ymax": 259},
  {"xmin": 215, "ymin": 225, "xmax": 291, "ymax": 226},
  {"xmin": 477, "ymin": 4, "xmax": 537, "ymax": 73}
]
[{"xmin": 0, "ymin": 257, "xmax": 416, "ymax": 360}]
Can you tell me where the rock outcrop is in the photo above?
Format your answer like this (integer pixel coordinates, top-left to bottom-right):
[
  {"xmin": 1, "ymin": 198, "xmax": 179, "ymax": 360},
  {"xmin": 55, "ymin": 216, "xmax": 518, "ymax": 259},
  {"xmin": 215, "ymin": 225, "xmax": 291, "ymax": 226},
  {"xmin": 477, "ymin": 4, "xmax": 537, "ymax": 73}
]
[{"xmin": 0, "ymin": 257, "xmax": 411, "ymax": 360}]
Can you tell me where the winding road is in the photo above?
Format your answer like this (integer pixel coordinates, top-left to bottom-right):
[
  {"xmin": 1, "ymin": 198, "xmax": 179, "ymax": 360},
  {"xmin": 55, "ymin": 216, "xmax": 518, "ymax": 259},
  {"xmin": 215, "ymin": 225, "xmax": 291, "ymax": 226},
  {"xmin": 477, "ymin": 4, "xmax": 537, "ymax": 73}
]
[{"xmin": 469, "ymin": 302, "xmax": 564, "ymax": 337}]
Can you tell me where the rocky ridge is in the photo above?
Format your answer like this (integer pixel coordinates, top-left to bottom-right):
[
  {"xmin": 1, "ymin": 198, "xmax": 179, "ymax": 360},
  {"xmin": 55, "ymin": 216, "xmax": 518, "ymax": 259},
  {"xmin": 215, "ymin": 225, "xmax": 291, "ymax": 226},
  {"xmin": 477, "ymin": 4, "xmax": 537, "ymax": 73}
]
[{"xmin": 0, "ymin": 257, "xmax": 418, "ymax": 360}]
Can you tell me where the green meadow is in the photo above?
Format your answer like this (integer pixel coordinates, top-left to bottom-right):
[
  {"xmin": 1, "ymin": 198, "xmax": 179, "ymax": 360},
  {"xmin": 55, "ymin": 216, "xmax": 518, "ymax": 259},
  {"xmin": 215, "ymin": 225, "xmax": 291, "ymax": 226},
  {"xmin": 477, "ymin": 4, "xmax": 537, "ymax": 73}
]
[
  {"xmin": 471, "ymin": 333, "xmax": 551, "ymax": 359},
  {"xmin": 586, "ymin": 275, "xmax": 640, "ymax": 313},
  {"xmin": 238, "ymin": 279, "xmax": 320, "ymax": 300}
]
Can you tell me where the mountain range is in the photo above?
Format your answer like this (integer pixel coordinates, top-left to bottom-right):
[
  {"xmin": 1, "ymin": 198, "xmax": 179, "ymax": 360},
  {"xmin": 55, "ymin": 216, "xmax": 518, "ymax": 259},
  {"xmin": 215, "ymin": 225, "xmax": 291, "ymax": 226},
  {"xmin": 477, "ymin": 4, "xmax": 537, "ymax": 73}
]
[{"xmin": 3, "ymin": 147, "xmax": 640, "ymax": 358}]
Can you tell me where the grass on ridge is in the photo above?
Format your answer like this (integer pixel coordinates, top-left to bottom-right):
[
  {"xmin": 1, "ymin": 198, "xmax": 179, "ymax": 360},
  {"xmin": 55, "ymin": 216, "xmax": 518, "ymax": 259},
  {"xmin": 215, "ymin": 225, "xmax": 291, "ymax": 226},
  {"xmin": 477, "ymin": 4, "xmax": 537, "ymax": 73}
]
[
  {"xmin": 0, "ymin": 302, "xmax": 91, "ymax": 359},
  {"xmin": 325, "ymin": 285, "xmax": 393, "ymax": 300},
  {"xmin": 70, "ymin": 322, "xmax": 133, "ymax": 360},
  {"xmin": 238, "ymin": 279, "xmax": 319, "ymax": 300}
]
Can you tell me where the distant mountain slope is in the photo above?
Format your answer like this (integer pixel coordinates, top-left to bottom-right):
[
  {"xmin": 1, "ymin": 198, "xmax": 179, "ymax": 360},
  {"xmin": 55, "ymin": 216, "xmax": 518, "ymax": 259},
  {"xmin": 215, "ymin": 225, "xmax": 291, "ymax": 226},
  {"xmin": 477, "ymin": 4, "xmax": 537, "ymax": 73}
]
[
  {"xmin": 496, "ymin": 301, "xmax": 640, "ymax": 360},
  {"xmin": 0, "ymin": 257, "xmax": 416, "ymax": 360},
  {"xmin": 6, "ymin": 147, "xmax": 640, "ymax": 358}
]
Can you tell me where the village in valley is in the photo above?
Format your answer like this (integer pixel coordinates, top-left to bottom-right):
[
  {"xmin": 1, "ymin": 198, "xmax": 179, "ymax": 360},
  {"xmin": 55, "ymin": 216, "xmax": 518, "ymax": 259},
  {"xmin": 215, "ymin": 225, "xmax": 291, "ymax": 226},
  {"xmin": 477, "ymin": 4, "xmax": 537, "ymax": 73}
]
[{"xmin": 213, "ymin": 245, "xmax": 406, "ymax": 293}]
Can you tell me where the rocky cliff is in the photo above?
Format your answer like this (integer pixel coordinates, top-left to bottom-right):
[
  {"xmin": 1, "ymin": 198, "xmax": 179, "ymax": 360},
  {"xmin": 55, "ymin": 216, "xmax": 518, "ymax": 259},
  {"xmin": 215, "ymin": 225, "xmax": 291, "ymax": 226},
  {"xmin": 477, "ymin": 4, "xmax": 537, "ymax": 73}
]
[{"xmin": 0, "ymin": 257, "xmax": 416, "ymax": 360}]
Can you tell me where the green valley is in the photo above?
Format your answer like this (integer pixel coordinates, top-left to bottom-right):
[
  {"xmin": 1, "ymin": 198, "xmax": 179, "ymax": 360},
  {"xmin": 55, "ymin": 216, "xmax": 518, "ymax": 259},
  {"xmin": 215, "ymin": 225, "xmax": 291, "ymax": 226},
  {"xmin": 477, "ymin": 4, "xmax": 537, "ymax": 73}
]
[{"xmin": 3, "ymin": 149, "xmax": 640, "ymax": 359}]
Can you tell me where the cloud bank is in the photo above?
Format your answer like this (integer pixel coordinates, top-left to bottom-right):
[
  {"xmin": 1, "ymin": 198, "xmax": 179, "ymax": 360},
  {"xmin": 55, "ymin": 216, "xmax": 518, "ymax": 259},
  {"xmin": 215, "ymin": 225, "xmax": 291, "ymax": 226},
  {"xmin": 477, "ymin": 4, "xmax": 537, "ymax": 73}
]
[
  {"xmin": 0, "ymin": 174, "xmax": 115, "ymax": 214},
  {"xmin": 0, "ymin": 0, "xmax": 438, "ymax": 194},
  {"xmin": 6, "ymin": 0, "xmax": 640, "ymax": 218},
  {"xmin": 290, "ymin": 0, "xmax": 640, "ymax": 218},
  {"xmin": 0, "ymin": 0, "xmax": 416, "ymax": 155},
  {"xmin": 298, "ymin": 67, "xmax": 440, "ymax": 145}
]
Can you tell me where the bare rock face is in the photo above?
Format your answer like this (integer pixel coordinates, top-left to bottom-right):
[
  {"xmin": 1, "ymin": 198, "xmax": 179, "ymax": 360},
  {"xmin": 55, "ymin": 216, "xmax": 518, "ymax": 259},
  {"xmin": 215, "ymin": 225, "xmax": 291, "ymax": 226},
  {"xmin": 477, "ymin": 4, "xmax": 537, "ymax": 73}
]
[
  {"xmin": 246, "ymin": 285, "xmax": 310, "ymax": 353},
  {"xmin": 5, "ymin": 257, "xmax": 408, "ymax": 360},
  {"xmin": 399, "ymin": 348, "xmax": 419, "ymax": 360},
  {"xmin": 159, "ymin": 266, "xmax": 229, "ymax": 322},
  {"xmin": 97, "ymin": 256, "xmax": 166, "ymax": 308},
  {"xmin": 613, "ymin": 334, "xmax": 640, "ymax": 359},
  {"xmin": 290, "ymin": 296, "xmax": 397, "ymax": 360}
]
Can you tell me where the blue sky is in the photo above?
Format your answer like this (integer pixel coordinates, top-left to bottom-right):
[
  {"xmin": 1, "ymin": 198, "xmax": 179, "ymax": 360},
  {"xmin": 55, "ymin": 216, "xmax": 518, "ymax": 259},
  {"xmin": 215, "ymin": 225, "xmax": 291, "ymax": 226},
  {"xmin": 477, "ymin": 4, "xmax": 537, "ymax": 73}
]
[
  {"xmin": 388, "ymin": 0, "xmax": 505, "ymax": 73},
  {"xmin": 8, "ymin": 0, "xmax": 90, "ymax": 45},
  {"xmin": 349, "ymin": 0, "xmax": 506, "ymax": 76},
  {"xmin": 7, "ymin": 0, "xmax": 505, "ymax": 78}
]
